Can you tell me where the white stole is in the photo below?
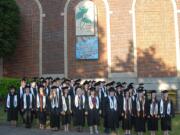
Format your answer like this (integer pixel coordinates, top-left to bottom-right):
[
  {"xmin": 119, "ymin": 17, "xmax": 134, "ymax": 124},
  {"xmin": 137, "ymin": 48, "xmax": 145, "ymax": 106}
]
[
  {"xmin": 6, "ymin": 94, "xmax": 17, "ymax": 108},
  {"xmin": 89, "ymin": 96, "xmax": 99, "ymax": 109},
  {"xmin": 123, "ymin": 97, "xmax": 132, "ymax": 112},
  {"xmin": 36, "ymin": 94, "xmax": 46, "ymax": 109},
  {"xmin": 23, "ymin": 94, "xmax": 33, "ymax": 109},
  {"xmin": 51, "ymin": 96, "xmax": 59, "ymax": 108},
  {"xmin": 108, "ymin": 96, "xmax": 117, "ymax": 111},
  {"xmin": 150, "ymin": 101, "xmax": 158, "ymax": 116},
  {"xmin": 62, "ymin": 95, "xmax": 71, "ymax": 112},
  {"xmin": 160, "ymin": 99, "xmax": 171, "ymax": 115},
  {"xmin": 136, "ymin": 98, "xmax": 145, "ymax": 112},
  {"xmin": 75, "ymin": 95, "xmax": 85, "ymax": 109}
]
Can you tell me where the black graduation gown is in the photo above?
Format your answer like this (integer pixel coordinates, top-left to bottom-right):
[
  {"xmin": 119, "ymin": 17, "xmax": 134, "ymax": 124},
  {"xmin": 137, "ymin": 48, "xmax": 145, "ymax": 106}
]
[
  {"xmin": 131, "ymin": 94, "xmax": 137, "ymax": 129},
  {"xmin": 36, "ymin": 95, "xmax": 47, "ymax": 125},
  {"xmin": 135, "ymin": 99, "xmax": 148, "ymax": 132},
  {"xmin": 73, "ymin": 95, "xmax": 86, "ymax": 127},
  {"xmin": 106, "ymin": 96, "xmax": 118, "ymax": 130},
  {"xmin": 62, "ymin": 96, "xmax": 71, "ymax": 125},
  {"xmin": 147, "ymin": 99, "xmax": 159, "ymax": 131},
  {"xmin": 160, "ymin": 99, "xmax": 174, "ymax": 131},
  {"xmin": 21, "ymin": 94, "xmax": 35, "ymax": 128},
  {"xmin": 122, "ymin": 98, "xmax": 132, "ymax": 130},
  {"xmin": 6, "ymin": 93, "xmax": 18, "ymax": 121},
  {"xmin": 87, "ymin": 96, "xmax": 100, "ymax": 126},
  {"xmin": 116, "ymin": 92, "xmax": 123, "ymax": 127},
  {"xmin": 50, "ymin": 97, "xmax": 62, "ymax": 129}
]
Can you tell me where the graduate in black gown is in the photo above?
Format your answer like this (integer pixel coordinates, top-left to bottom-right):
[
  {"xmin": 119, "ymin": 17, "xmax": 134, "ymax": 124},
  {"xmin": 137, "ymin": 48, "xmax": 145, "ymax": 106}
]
[
  {"xmin": 6, "ymin": 86, "xmax": 18, "ymax": 126},
  {"xmin": 122, "ymin": 88, "xmax": 133, "ymax": 135},
  {"xmin": 61, "ymin": 86, "xmax": 72, "ymax": 132},
  {"xmin": 49, "ymin": 86, "xmax": 62, "ymax": 131},
  {"xmin": 147, "ymin": 90, "xmax": 159, "ymax": 135},
  {"xmin": 18, "ymin": 78, "xmax": 26, "ymax": 122},
  {"xmin": 106, "ymin": 87, "xmax": 118, "ymax": 133},
  {"xmin": 87, "ymin": 87, "xmax": 100, "ymax": 134},
  {"xmin": 116, "ymin": 82, "xmax": 124, "ymax": 129},
  {"xmin": 160, "ymin": 90, "xmax": 175, "ymax": 135},
  {"xmin": 73, "ymin": 86, "xmax": 86, "ymax": 132},
  {"xmin": 21, "ymin": 84, "xmax": 35, "ymax": 128},
  {"xmin": 135, "ymin": 88, "xmax": 148, "ymax": 135},
  {"xmin": 36, "ymin": 85, "xmax": 47, "ymax": 129}
]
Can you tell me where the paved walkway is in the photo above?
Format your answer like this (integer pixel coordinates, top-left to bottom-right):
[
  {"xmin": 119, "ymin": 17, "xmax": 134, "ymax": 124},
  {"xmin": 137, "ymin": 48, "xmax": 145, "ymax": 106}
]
[{"xmin": 0, "ymin": 124, "xmax": 100, "ymax": 135}]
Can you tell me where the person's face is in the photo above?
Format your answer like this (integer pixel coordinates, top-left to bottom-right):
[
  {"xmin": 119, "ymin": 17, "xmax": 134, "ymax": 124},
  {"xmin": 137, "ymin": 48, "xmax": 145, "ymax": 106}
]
[
  {"xmin": 164, "ymin": 93, "xmax": 168, "ymax": 99},
  {"xmin": 110, "ymin": 91, "xmax": 114, "ymax": 96},
  {"xmin": 84, "ymin": 84, "xmax": 88, "ymax": 90},
  {"xmin": 90, "ymin": 91, "xmax": 95, "ymax": 96},
  {"xmin": 10, "ymin": 88, "xmax": 15, "ymax": 93},
  {"xmin": 152, "ymin": 93, "xmax": 156, "ymax": 99},
  {"xmin": 31, "ymin": 82, "xmax": 36, "ymax": 88},
  {"xmin": 39, "ymin": 88, "xmax": 44, "ymax": 95},
  {"xmin": 21, "ymin": 81, "xmax": 26, "ymax": 87},
  {"xmin": 25, "ymin": 88, "xmax": 30, "ymax": 94},
  {"xmin": 126, "ymin": 91, "xmax": 129, "ymax": 97},
  {"xmin": 76, "ymin": 88, "xmax": 82, "ymax": 95},
  {"xmin": 64, "ymin": 89, "xmax": 68, "ymax": 94}
]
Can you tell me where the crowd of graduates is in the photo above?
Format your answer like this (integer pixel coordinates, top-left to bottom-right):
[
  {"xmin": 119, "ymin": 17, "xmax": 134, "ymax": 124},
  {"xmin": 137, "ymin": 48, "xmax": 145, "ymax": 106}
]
[{"xmin": 5, "ymin": 77, "xmax": 175, "ymax": 135}]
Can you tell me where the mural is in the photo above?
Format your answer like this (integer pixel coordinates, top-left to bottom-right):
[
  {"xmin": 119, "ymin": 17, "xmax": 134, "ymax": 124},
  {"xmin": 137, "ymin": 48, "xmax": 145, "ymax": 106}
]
[
  {"xmin": 76, "ymin": 36, "xmax": 98, "ymax": 59},
  {"xmin": 75, "ymin": 0, "xmax": 97, "ymax": 36}
]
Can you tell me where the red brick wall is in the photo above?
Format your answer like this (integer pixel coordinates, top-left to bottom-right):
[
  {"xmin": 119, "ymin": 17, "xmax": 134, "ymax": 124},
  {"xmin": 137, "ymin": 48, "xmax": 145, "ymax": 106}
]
[
  {"xmin": 40, "ymin": 0, "xmax": 66, "ymax": 74},
  {"xmin": 109, "ymin": 0, "xmax": 134, "ymax": 73},
  {"xmin": 3, "ymin": 0, "xmax": 40, "ymax": 77},
  {"xmin": 136, "ymin": 0, "xmax": 177, "ymax": 77},
  {"xmin": 67, "ymin": 0, "xmax": 108, "ymax": 78}
]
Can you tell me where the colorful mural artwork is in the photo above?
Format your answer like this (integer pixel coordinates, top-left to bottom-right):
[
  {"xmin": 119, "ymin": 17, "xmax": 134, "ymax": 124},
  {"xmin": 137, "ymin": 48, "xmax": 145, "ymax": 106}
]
[{"xmin": 76, "ymin": 36, "xmax": 98, "ymax": 59}]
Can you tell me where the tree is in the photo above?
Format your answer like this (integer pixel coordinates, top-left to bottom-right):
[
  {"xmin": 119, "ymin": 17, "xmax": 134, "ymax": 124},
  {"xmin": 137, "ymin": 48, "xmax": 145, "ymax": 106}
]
[{"xmin": 0, "ymin": 0, "xmax": 20, "ymax": 58}]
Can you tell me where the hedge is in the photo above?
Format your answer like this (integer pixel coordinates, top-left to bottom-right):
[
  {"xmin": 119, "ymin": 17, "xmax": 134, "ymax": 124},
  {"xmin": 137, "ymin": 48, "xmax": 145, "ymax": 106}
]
[{"xmin": 0, "ymin": 77, "xmax": 20, "ymax": 100}]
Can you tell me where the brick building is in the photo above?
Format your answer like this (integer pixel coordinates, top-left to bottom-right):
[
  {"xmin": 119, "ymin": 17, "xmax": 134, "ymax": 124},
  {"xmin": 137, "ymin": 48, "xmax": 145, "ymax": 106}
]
[{"xmin": 0, "ymin": 0, "xmax": 180, "ymax": 110}]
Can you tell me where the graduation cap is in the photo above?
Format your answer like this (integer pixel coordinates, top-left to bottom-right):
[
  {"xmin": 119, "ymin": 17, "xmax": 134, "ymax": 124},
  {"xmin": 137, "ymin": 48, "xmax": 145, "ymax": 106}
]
[
  {"xmin": 9, "ymin": 85, "xmax": 16, "ymax": 90},
  {"xmin": 25, "ymin": 84, "xmax": 30, "ymax": 89},
  {"xmin": 106, "ymin": 81, "xmax": 115, "ymax": 87},
  {"xmin": 64, "ymin": 78, "xmax": 71, "ymax": 82},
  {"xmin": 109, "ymin": 87, "xmax": 115, "ymax": 92},
  {"xmin": 122, "ymin": 82, "xmax": 127, "ymax": 85},
  {"xmin": 137, "ymin": 87, "xmax": 144, "ymax": 93},
  {"xmin": 83, "ymin": 81, "xmax": 89, "ymax": 85},
  {"xmin": 150, "ymin": 90, "xmax": 157, "ymax": 94},
  {"xmin": 90, "ymin": 87, "xmax": 96, "ymax": 91},
  {"xmin": 127, "ymin": 83, "xmax": 134, "ymax": 89},
  {"xmin": 162, "ymin": 90, "xmax": 168, "ymax": 93},
  {"xmin": 38, "ymin": 84, "xmax": 44, "ymax": 89},
  {"xmin": 55, "ymin": 77, "xmax": 60, "ymax": 81},
  {"xmin": 116, "ymin": 82, "xmax": 123, "ymax": 88},
  {"xmin": 62, "ymin": 86, "xmax": 69, "ymax": 90},
  {"xmin": 75, "ymin": 85, "xmax": 82, "ymax": 91},
  {"xmin": 75, "ymin": 79, "xmax": 81, "ymax": 83},
  {"xmin": 51, "ymin": 86, "xmax": 57, "ymax": 89},
  {"xmin": 94, "ymin": 81, "xmax": 101, "ymax": 86}
]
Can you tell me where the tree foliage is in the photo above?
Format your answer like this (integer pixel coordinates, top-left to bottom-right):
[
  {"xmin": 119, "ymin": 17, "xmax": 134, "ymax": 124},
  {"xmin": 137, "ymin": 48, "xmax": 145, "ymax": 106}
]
[{"xmin": 0, "ymin": 0, "xmax": 20, "ymax": 58}]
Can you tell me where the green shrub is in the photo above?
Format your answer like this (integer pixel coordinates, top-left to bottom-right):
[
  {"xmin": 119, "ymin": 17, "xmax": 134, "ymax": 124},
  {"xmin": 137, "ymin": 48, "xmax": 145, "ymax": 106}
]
[{"xmin": 0, "ymin": 77, "xmax": 20, "ymax": 100}]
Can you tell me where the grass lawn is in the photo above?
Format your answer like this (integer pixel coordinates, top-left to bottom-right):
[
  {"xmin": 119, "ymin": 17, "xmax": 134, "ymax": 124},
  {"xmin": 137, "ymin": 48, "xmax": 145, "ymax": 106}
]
[{"xmin": 0, "ymin": 106, "xmax": 179, "ymax": 134}]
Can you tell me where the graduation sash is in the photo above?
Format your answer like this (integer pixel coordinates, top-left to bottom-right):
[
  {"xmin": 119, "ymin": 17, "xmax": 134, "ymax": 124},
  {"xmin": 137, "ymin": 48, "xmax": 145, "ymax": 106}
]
[
  {"xmin": 37, "ymin": 94, "xmax": 46, "ymax": 109},
  {"xmin": 75, "ymin": 95, "xmax": 85, "ymax": 109},
  {"xmin": 150, "ymin": 101, "xmax": 158, "ymax": 116},
  {"xmin": 62, "ymin": 95, "xmax": 71, "ymax": 112},
  {"xmin": 123, "ymin": 97, "xmax": 132, "ymax": 113},
  {"xmin": 6, "ymin": 94, "xmax": 17, "ymax": 108},
  {"xmin": 108, "ymin": 96, "xmax": 117, "ymax": 111},
  {"xmin": 23, "ymin": 94, "xmax": 33, "ymax": 109},
  {"xmin": 51, "ymin": 96, "xmax": 59, "ymax": 108},
  {"xmin": 160, "ymin": 99, "xmax": 171, "ymax": 115},
  {"xmin": 89, "ymin": 96, "xmax": 99, "ymax": 109}
]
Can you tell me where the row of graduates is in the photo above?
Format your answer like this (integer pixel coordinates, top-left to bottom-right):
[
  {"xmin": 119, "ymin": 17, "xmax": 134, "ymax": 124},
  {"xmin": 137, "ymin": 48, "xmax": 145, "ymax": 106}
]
[{"xmin": 5, "ymin": 77, "xmax": 175, "ymax": 135}]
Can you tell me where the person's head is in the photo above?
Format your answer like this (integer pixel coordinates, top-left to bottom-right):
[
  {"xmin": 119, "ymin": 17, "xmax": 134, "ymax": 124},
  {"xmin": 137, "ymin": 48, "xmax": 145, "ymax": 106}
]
[
  {"xmin": 76, "ymin": 86, "xmax": 82, "ymax": 96},
  {"xmin": 21, "ymin": 78, "xmax": 26, "ymax": 88},
  {"xmin": 51, "ymin": 86, "xmax": 57, "ymax": 97},
  {"xmin": 138, "ymin": 88, "xmax": 144, "ymax": 98},
  {"xmin": 39, "ymin": 85, "xmax": 44, "ymax": 95},
  {"xmin": 90, "ymin": 87, "xmax": 96, "ymax": 96},
  {"xmin": 25, "ymin": 85, "xmax": 30, "ymax": 94},
  {"xmin": 109, "ymin": 87, "xmax": 115, "ymax": 97},
  {"xmin": 62, "ymin": 86, "xmax": 69, "ymax": 95},
  {"xmin": 31, "ymin": 81, "xmax": 36, "ymax": 88},
  {"xmin": 162, "ymin": 90, "xmax": 168, "ymax": 99},
  {"xmin": 124, "ymin": 89, "xmax": 130, "ymax": 98},
  {"xmin": 151, "ymin": 90, "xmax": 157, "ymax": 99},
  {"xmin": 10, "ymin": 86, "xmax": 16, "ymax": 94}
]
